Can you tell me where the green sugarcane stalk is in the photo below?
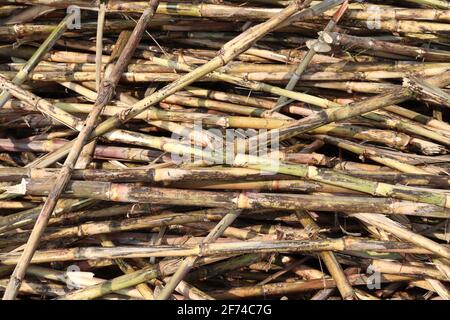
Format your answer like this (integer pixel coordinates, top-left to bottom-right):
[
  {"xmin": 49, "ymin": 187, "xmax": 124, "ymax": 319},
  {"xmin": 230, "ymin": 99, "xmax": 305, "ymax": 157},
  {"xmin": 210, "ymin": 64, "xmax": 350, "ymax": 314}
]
[
  {"xmin": 0, "ymin": 13, "xmax": 76, "ymax": 108},
  {"xmin": 99, "ymin": 237, "xmax": 154, "ymax": 299},
  {"xmin": 26, "ymin": 265, "xmax": 146, "ymax": 299},
  {"xmin": 57, "ymin": 265, "xmax": 159, "ymax": 300},
  {"xmin": 241, "ymin": 155, "xmax": 450, "ymax": 209},
  {"xmin": 170, "ymin": 177, "xmax": 448, "ymax": 192},
  {"xmin": 270, "ymin": 0, "xmax": 348, "ymax": 113}
]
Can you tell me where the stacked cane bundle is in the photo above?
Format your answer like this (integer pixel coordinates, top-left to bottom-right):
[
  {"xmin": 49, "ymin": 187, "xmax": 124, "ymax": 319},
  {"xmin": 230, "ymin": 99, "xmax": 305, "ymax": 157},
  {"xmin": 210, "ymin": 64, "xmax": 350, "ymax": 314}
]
[{"xmin": 0, "ymin": 0, "xmax": 448, "ymax": 300}]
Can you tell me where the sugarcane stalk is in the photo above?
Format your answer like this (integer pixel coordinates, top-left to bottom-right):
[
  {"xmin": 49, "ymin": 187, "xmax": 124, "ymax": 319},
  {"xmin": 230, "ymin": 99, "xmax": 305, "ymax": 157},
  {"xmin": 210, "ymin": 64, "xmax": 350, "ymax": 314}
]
[
  {"xmin": 168, "ymin": 177, "xmax": 444, "ymax": 192},
  {"xmin": 3, "ymin": 67, "xmax": 450, "ymax": 83},
  {"xmin": 2, "ymin": 4, "xmax": 55, "ymax": 25},
  {"xmin": 100, "ymin": 237, "xmax": 154, "ymax": 299},
  {"xmin": 52, "ymin": 254, "xmax": 223, "ymax": 300},
  {"xmin": 348, "ymin": 213, "xmax": 450, "ymax": 261},
  {"xmin": 208, "ymin": 273, "xmax": 416, "ymax": 299},
  {"xmin": 95, "ymin": 2, "xmax": 106, "ymax": 92},
  {"xmin": 404, "ymin": 75, "xmax": 450, "ymax": 108},
  {"xmin": 0, "ymin": 279, "xmax": 67, "ymax": 298},
  {"xmin": 249, "ymin": 71, "xmax": 450, "ymax": 149},
  {"xmin": 295, "ymin": 210, "xmax": 355, "ymax": 299},
  {"xmin": 330, "ymin": 32, "xmax": 450, "ymax": 61},
  {"xmin": 370, "ymin": 260, "xmax": 449, "ymax": 282},
  {"xmin": 0, "ymin": 13, "xmax": 76, "ymax": 109},
  {"xmin": 187, "ymin": 253, "xmax": 264, "ymax": 282},
  {"xmin": 6, "ymin": 180, "xmax": 450, "ymax": 218},
  {"xmin": 313, "ymin": 135, "xmax": 432, "ymax": 174},
  {"xmin": 405, "ymin": 0, "xmax": 450, "ymax": 9},
  {"xmin": 0, "ymin": 201, "xmax": 36, "ymax": 210},
  {"xmin": 1, "ymin": 238, "xmax": 446, "ymax": 265},
  {"xmin": 0, "ymin": 137, "xmax": 163, "ymax": 163},
  {"xmin": 56, "ymin": 265, "xmax": 159, "ymax": 300},
  {"xmin": 0, "ymin": 209, "xmax": 225, "ymax": 247},
  {"xmin": 26, "ymin": 265, "xmax": 146, "ymax": 299},
  {"xmin": 157, "ymin": 210, "xmax": 242, "ymax": 300},
  {"xmin": 0, "ymin": 201, "xmax": 134, "ymax": 235},
  {"xmin": 362, "ymin": 110, "xmax": 450, "ymax": 148},
  {"xmin": 24, "ymin": 2, "xmax": 340, "ymax": 171}
]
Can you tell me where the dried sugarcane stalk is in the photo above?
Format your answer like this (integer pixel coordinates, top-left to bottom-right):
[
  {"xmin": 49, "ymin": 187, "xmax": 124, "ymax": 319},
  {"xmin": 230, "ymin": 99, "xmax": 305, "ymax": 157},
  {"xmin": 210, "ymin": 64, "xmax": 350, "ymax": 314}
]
[
  {"xmin": 1, "ymin": 238, "xmax": 446, "ymax": 265},
  {"xmin": 249, "ymin": 71, "xmax": 450, "ymax": 150},
  {"xmin": 95, "ymin": 2, "xmax": 106, "ymax": 92},
  {"xmin": 0, "ymin": 12, "xmax": 76, "ymax": 108},
  {"xmin": 295, "ymin": 210, "xmax": 354, "ymax": 300},
  {"xmin": 0, "ymin": 0, "xmax": 449, "ymax": 302},
  {"xmin": 99, "ymin": 236, "xmax": 154, "ymax": 299},
  {"xmin": 0, "ymin": 76, "xmax": 83, "ymax": 130},
  {"xmin": 6, "ymin": 180, "xmax": 450, "ymax": 218},
  {"xmin": 404, "ymin": 75, "xmax": 450, "ymax": 109},
  {"xmin": 270, "ymin": 0, "xmax": 348, "ymax": 113},
  {"xmin": 3, "ymin": 0, "xmax": 310, "ymax": 300},
  {"xmin": 405, "ymin": 0, "xmax": 450, "ymax": 10},
  {"xmin": 157, "ymin": 210, "xmax": 242, "ymax": 300}
]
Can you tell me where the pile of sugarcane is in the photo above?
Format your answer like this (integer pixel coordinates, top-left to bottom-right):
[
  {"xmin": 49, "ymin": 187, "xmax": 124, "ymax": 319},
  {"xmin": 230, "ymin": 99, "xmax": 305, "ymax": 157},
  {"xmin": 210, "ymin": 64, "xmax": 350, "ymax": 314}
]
[{"xmin": 0, "ymin": 0, "xmax": 449, "ymax": 301}]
